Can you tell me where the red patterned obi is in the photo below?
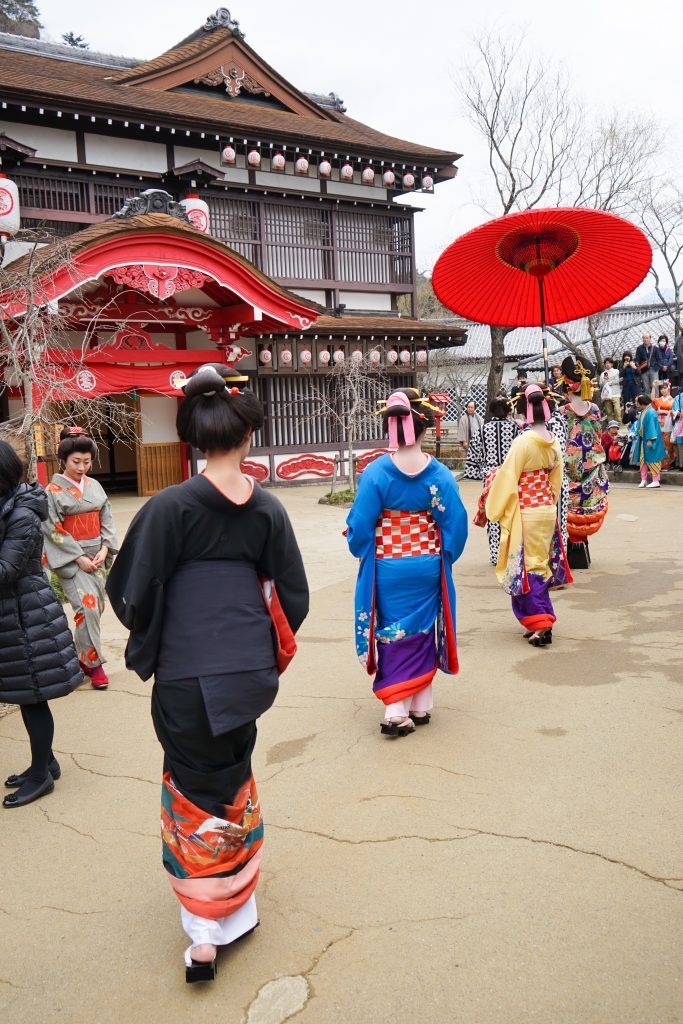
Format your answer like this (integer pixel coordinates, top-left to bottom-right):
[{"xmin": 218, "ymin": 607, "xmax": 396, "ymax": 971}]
[
  {"xmin": 518, "ymin": 469, "xmax": 554, "ymax": 510},
  {"xmin": 375, "ymin": 509, "xmax": 441, "ymax": 559},
  {"xmin": 62, "ymin": 511, "xmax": 101, "ymax": 542}
]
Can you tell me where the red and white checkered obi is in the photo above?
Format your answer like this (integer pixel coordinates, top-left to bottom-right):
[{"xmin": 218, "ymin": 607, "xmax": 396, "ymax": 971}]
[
  {"xmin": 375, "ymin": 509, "xmax": 441, "ymax": 559},
  {"xmin": 518, "ymin": 469, "xmax": 554, "ymax": 509}
]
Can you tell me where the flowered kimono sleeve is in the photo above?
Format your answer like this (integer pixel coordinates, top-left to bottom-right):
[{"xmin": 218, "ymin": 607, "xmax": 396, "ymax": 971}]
[
  {"xmin": 345, "ymin": 466, "xmax": 385, "ymax": 558},
  {"xmin": 42, "ymin": 486, "xmax": 84, "ymax": 575},
  {"xmin": 98, "ymin": 498, "xmax": 120, "ymax": 558},
  {"xmin": 485, "ymin": 436, "xmax": 526, "ymax": 530},
  {"xmin": 430, "ymin": 469, "xmax": 468, "ymax": 564}
]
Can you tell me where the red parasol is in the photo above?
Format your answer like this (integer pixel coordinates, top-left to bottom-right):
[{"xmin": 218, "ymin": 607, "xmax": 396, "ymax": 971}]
[{"xmin": 432, "ymin": 207, "xmax": 652, "ymax": 382}]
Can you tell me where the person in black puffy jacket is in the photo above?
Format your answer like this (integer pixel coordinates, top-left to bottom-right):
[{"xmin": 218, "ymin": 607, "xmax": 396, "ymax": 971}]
[{"xmin": 0, "ymin": 441, "xmax": 83, "ymax": 808}]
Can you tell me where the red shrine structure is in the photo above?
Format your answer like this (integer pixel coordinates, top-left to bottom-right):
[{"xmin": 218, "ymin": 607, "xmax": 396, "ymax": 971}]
[{"xmin": 0, "ymin": 9, "xmax": 465, "ymax": 493}]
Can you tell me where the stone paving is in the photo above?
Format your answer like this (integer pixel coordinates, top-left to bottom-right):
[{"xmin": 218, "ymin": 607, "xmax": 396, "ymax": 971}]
[{"xmin": 0, "ymin": 481, "xmax": 681, "ymax": 1024}]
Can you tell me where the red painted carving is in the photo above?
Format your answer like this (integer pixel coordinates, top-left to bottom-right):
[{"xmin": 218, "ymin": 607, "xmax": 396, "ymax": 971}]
[
  {"xmin": 109, "ymin": 264, "xmax": 207, "ymax": 300},
  {"xmin": 356, "ymin": 448, "xmax": 387, "ymax": 475},
  {"xmin": 242, "ymin": 460, "xmax": 270, "ymax": 483},
  {"xmin": 276, "ymin": 454, "xmax": 334, "ymax": 480}
]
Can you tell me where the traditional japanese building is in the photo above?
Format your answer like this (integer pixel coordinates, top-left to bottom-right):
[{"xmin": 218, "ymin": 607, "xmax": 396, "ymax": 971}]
[{"xmin": 0, "ymin": 8, "xmax": 465, "ymax": 492}]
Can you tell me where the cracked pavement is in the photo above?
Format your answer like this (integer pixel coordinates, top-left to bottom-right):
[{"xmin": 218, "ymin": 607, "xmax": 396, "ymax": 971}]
[{"xmin": 0, "ymin": 483, "xmax": 681, "ymax": 1024}]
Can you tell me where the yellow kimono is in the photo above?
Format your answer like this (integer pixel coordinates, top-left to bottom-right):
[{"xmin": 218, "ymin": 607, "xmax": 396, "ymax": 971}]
[{"xmin": 486, "ymin": 431, "xmax": 571, "ymax": 612}]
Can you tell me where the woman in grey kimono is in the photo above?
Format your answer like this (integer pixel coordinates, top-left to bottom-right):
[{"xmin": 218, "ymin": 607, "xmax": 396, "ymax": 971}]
[
  {"xmin": 457, "ymin": 400, "xmax": 485, "ymax": 480},
  {"xmin": 43, "ymin": 427, "xmax": 119, "ymax": 689}
]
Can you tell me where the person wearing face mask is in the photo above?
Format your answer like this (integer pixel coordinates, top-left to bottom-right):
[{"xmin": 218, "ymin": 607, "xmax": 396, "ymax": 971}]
[
  {"xmin": 655, "ymin": 335, "xmax": 673, "ymax": 382},
  {"xmin": 42, "ymin": 427, "xmax": 119, "ymax": 689},
  {"xmin": 635, "ymin": 334, "xmax": 657, "ymax": 395}
]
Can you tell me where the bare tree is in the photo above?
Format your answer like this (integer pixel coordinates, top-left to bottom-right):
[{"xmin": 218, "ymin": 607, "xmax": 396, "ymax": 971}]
[
  {"xmin": 458, "ymin": 30, "xmax": 661, "ymax": 402},
  {"xmin": 637, "ymin": 181, "xmax": 683, "ymax": 336},
  {"xmin": 0, "ymin": 234, "xmax": 139, "ymax": 479}
]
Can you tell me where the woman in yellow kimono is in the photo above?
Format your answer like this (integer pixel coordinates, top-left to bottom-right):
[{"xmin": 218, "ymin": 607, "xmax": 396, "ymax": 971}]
[
  {"xmin": 486, "ymin": 386, "xmax": 572, "ymax": 647},
  {"xmin": 43, "ymin": 427, "xmax": 118, "ymax": 688}
]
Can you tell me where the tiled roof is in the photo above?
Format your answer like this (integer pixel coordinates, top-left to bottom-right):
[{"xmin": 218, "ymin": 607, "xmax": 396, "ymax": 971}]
[
  {"xmin": 0, "ymin": 39, "xmax": 460, "ymax": 164},
  {"xmin": 258, "ymin": 314, "xmax": 467, "ymax": 343},
  {"xmin": 434, "ymin": 306, "xmax": 677, "ymax": 364}
]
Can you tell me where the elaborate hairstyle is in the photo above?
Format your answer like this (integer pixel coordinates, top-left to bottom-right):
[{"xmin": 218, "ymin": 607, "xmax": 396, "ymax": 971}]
[
  {"xmin": 175, "ymin": 362, "xmax": 264, "ymax": 452},
  {"xmin": 378, "ymin": 387, "xmax": 437, "ymax": 448},
  {"xmin": 57, "ymin": 425, "xmax": 98, "ymax": 463},
  {"xmin": 0, "ymin": 440, "xmax": 24, "ymax": 498},
  {"xmin": 488, "ymin": 396, "xmax": 511, "ymax": 420},
  {"xmin": 561, "ymin": 355, "xmax": 595, "ymax": 400},
  {"xmin": 515, "ymin": 383, "xmax": 551, "ymax": 425}
]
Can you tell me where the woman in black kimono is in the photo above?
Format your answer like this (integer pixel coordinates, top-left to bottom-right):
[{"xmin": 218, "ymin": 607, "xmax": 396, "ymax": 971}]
[{"xmin": 106, "ymin": 364, "xmax": 308, "ymax": 984}]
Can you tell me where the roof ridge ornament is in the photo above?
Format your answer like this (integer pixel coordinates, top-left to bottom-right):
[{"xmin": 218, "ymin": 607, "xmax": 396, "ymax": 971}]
[
  {"xmin": 112, "ymin": 189, "xmax": 192, "ymax": 223},
  {"xmin": 204, "ymin": 8, "xmax": 244, "ymax": 38}
]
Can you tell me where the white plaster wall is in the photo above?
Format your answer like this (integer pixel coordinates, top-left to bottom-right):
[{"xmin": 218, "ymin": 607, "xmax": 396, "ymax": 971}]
[
  {"xmin": 173, "ymin": 146, "xmax": 222, "ymax": 172},
  {"xmin": 326, "ymin": 181, "xmax": 388, "ymax": 201},
  {"xmin": 84, "ymin": 134, "xmax": 167, "ymax": 172},
  {"xmin": 254, "ymin": 171, "xmax": 320, "ymax": 193},
  {"xmin": 139, "ymin": 395, "xmax": 179, "ymax": 443},
  {"xmin": 290, "ymin": 288, "xmax": 327, "ymax": 304},
  {"xmin": 0, "ymin": 121, "xmax": 77, "ymax": 161},
  {"xmin": 339, "ymin": 291, "xmax": 393, "ymax": 312}
]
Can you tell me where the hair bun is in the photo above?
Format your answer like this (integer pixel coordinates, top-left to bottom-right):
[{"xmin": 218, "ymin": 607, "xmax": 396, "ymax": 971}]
[
  {"xmin": 528, "ymin": 391, "xmax": 545, "ymax": 405},
  {"xmin": 183, "ymin": 367, "xmax": 228, "ymax": 399}
]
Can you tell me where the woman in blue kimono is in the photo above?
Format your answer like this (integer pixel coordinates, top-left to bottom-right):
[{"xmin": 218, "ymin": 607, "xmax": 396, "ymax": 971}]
[
  {"xmin": 346, "ymin": 389, "xmax": 468, "ymax": 737},
  {"xmin": 632, "ymin": 393, "xmax": 667, "ymax": 488}
]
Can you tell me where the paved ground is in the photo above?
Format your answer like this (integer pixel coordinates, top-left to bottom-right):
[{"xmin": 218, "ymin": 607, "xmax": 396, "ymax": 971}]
[{"xmin": 0, "ymin": 481, "xmax": 681, "ymax": 1024}]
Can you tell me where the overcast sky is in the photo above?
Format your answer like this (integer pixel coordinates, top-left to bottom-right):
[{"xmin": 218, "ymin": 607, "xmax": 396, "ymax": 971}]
[{"xmin": 38, "ymin": 0, "xmax": 683, "ymax": 293}]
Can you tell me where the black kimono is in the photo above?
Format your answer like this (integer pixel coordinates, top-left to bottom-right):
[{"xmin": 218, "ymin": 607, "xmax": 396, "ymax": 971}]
[{"xmin": 106, "ymin": 474, "xmax": 308, "ymax": 948}]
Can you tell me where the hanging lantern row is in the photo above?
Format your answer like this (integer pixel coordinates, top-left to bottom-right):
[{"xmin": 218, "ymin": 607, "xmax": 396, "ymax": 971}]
[
  {"xmin": 220, "ymin": 143, "xmax": 435, "ymax": 191},
  {"xmin": 257, "ymin": 342, "xmax": 429, "ymax": 369},
  {"xmin": 0, "ymin": 173, "xmax": 21, "ymax": 241}
]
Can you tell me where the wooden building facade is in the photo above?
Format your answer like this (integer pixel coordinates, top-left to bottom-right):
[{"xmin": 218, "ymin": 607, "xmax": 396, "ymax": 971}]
[{"xmin": 0, "ymin": 9, "xmax": 465, "ymax": 491}]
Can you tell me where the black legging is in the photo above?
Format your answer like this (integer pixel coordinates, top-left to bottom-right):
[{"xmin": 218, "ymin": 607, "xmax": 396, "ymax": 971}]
[{"xmin": 20, "ymin": 702, "xmax": 55, "ymax": 781}]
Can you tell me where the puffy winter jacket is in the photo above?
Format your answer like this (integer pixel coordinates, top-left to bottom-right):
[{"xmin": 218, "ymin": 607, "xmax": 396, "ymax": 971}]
[{"xmin": 0, "ymin": 483, "xmax": 82, "ymax": 704}]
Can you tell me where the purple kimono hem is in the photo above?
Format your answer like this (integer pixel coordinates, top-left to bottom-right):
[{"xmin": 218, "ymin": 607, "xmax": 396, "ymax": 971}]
[
  {"xmin": 511, "ymin": 573, "xmax": 556, "ymax": 631},
  {"xmin": 373, "ymin": 630, "xmax": 437, "ymax": 701}
]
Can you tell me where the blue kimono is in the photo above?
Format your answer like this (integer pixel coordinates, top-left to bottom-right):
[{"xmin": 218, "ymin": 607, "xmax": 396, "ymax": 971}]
[
  {"xmin": 346, "ymin": 454, "xmax": 468, "ymax": 705},
  {"xmin": 631, "ymin": 405, "xmax": 667, "ymax": 465}
]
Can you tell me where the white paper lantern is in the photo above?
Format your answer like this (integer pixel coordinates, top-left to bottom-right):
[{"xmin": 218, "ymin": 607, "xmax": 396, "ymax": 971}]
[
  {"xmin": 295, "ymin": 156, "xmax": 309, "ymax": 175},
  {"xmin": 221, "ymin": 145, "xmax": 236, "ymax": 165},
  {"xmin": 259, "ymin": 347, "xmax": 272, "ymax": 365},
  {"xmin": 387, "ymin": 349, "xmax": 398, "ymax": 364},
  {"xmin": 271, "ymin": 152, "xmax": 286, "ymax": 171},
  {"xmin": 180, "ymin": 194, "xmax": 209, "ymax": 233},
  {"xmin": 422, "ymin": 174, "xmax": 434, "ymax": 191},
  {"xmin": 319, "ymin": 159, "xmax": 332, "ymax": 178},
  {"xmin": 383, "ymin": 169, "xmax": 396, "ymax": 187},
  {"xmin": 247, "ymin": 149, "xmax": 261, "ymax": 167},
  {"xmin": 416, "ymin": 348, "xmax": 428, "ymax": 365},
  {"xmin": 340, "ymin": 163, "xmax": 354, "ymax": 181},
  {"xmin": 280, "ymin": 348, "xmax": 293, "ymax": 365},
  {"xmin": 351, "ymin": 348, "xmax": 363, "ymax": 363},
  {"xmin": 300, "ymin": 349, "xmax": 312, "ymax": 366},
  {"xmin": 369, "ymin": 349, "xmax": 381, "ymax": 365},
  {"xmin": 0, "ymin": 174, "xmax": 20, "ymax": 239},
  {"xmin": 399, "ymin": 348, "xmax": 411, "ymax": 364},
  {"xmin": 319, "ymin": 349, "xmax": 331, "ymax": 365},
  {"xmin": 333, "ymin": 349, "xmax": 345, "ymax": 364},
  {"xmin": 362, "ymin": 166, "xmax": 375, "ymax": 185},
  {"xmin": 403, "ymin": 172, "xmax": 415, "ymax": 189}
]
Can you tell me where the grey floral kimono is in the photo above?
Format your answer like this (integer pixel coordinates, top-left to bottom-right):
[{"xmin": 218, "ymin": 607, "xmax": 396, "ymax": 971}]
[{"xmin": 43, "ymin": 474, "xmax": 118, "ymax": 669}]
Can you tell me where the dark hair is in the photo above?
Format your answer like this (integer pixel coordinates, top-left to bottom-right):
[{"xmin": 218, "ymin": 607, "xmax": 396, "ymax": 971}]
[
  {"xmin": 57, "ymin": 427, "xmax": 98, "ymax": 463},
  {"xmin": 380, "ymin": 387, "xmax": 435, "ymax": 445},
  {"xmin": 514, "ymin": 389, "xmax": 548, "ymax": 424},
  {"xmin": 636, "ymin": 394, "xmax": 651, "ymax": 407},
  {"xmin": 622, "ymin": 351, "xmax": 632, "ymax": 361},
  {"xmin": 176, "ymin": 366, "xmax": 264, "ymax": 451},
  {"xmin": 0, "ymin": 440, "xmax": 24, "ymax": 498},
  {"xmin": 604, "ymin": 357, "xmax": 614, "ymax": 366},
  {"xmin": 657, "ymin": 335, "xmax": 668, "ymax": 344},
  {"xmin": 488, "ymin": 397, "xmax": 510, "ymax": 420},
  {"xmin": 550, "ymin": 364, "xmax": 562, "ymax": 375}
]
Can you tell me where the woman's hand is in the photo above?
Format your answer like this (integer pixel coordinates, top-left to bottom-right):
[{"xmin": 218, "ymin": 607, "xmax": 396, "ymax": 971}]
[
  {"xmin": 91, "ymin": 545, "xmax": 109, "ymax": 569},
  {"xmin": 646, "ymin": 439, "xmax": 653, "ymax": 447},
  {"xmin": 76, "ymin": 555, "xmax": 97, "ymax": 573}
]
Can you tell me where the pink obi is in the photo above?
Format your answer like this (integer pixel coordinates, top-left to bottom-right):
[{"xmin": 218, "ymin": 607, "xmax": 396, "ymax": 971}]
[
  {"xmin": 518, "ymin": 469, "xmax": 554, "ymax": 509},
  {"xmin": 375, "ymin": 509, "xmax": 441, "ymax": 559}
]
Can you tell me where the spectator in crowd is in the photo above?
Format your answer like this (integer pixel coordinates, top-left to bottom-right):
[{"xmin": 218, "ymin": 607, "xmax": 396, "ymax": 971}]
[
  {"xmin": 671, "ymin": 388, "xmax": 683, "ymax": 469},
  {"xmin": 622, "ymin": 401, "xmax": 638, "ymax": 427},
  {"xmin": 635, "ymin": 334, "xmax": 658, "ymax": 394},
  {"xmin": 656, "ymin": 335, "xmax": 674, "ymax": 381},
  {"xmin": 457, "ymin": 399, "xmax": 485, "ymax": 479},
  {"xmin": 510, "ymin": 370, "xmax": 528, "ymax": 400},
  {"xmin": 600, "ymin": 420, "xmax": 621, "ymax": 455},
  {"xmin": 632, "ymin": 394, "xmax": 666, "ymax": 488},
  {"xmin": 550, "ymin": 364, "xmax": 565, "ymax": 394},
  {"xmin": 599, "ymin": 358, "xmax": 621, "ymax": 422},
  {"xmin": 651, "ymin": 379, "xmax": 675, "ymax": 469},
  {"xmin": 674, "ymin": 333, "xmax": 683, "ymax": 388},
  {"xmin": 620, "ymin": 351, "xmax": 641, "ymax": 410}
]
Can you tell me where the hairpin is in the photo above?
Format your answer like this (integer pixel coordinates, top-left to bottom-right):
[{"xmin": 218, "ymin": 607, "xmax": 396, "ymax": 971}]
[{"xmin": 227, "ymin": 387, "xmax": 240, "ymax": 395}]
